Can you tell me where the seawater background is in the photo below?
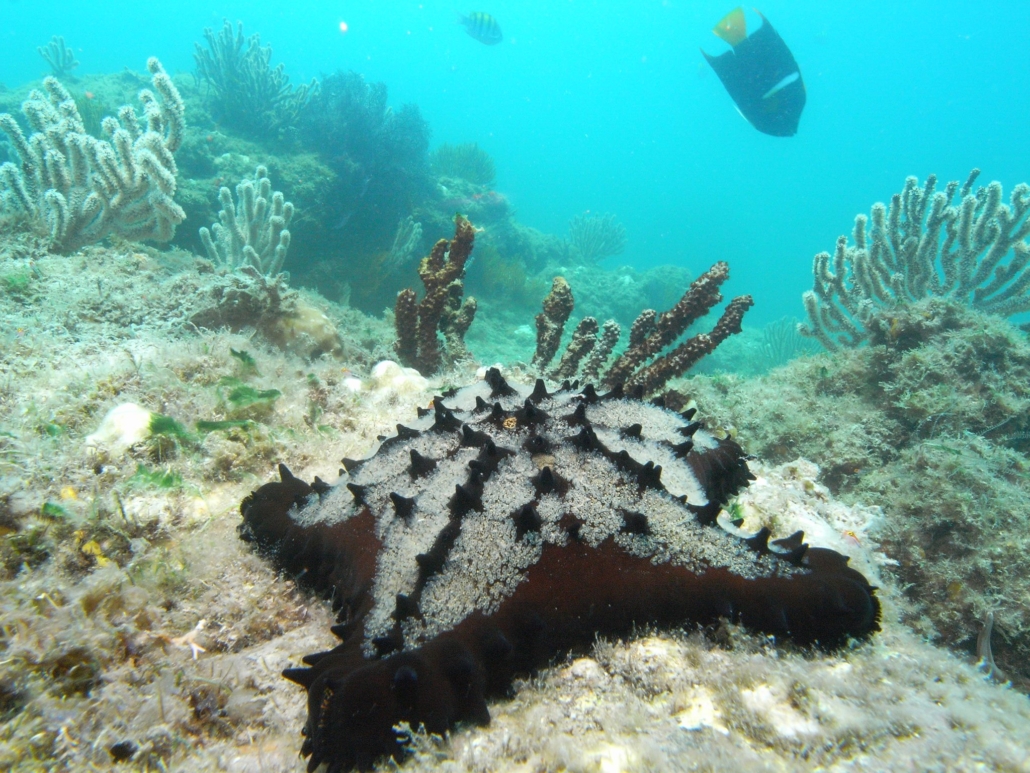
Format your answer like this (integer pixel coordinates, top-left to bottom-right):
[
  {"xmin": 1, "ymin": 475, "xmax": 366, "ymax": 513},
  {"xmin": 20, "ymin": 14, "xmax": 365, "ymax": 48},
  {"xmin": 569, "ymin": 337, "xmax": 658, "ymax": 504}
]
[{"xmin": 2, "ymin": 0, "xmax": 1028, "ymax": 324}]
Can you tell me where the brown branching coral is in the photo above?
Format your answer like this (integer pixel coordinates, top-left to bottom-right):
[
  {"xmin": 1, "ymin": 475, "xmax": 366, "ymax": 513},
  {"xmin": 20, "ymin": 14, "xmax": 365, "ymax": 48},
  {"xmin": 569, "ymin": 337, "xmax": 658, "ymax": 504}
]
[
  {"xmin": 531, "ymin": 276, "xmax": 574, "ymax": 370},
  {"xmin": 626, "ymin": 295, "xmax": 753, "ymax": 393},
  {"xmin": 801, "ymin": 170, "xmax": 1030, "ymax": 350},
  {"xmin": 531, "ymin": 261, "xmax": 753, "ymax": 395},
  {"xmin": 394, "ymin": 215, "xmax": 477, "ymax": 375},
  {"xmin": 605, "ymin": 262, "xmax": 734, "ymax": 386},
  {"xmin": 580, "ymin": 319, "xmax": 621, "ymax": 381},
  {"xmin": 551, "ymin": 316, "xmax": 600, "ymax": 379}
]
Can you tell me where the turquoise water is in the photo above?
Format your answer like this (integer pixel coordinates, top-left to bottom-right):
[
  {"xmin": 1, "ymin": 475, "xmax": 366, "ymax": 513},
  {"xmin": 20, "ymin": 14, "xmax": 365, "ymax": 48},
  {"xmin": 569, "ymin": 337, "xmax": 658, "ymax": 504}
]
[{"xmin": 2, "ymin": 1, "xmax": 1028, "ymax": 323}]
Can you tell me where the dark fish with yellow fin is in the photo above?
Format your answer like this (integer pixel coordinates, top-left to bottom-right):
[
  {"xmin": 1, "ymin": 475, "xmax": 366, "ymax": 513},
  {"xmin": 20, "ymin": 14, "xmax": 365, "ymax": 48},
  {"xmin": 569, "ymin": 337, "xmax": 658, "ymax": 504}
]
[
  {"xmin": 459, "ymin": 11, "xmax": 503, "ymax": 45},
  {"xmin": 702, "ymin": 7, "xmax": 806, "ymax": 137}
]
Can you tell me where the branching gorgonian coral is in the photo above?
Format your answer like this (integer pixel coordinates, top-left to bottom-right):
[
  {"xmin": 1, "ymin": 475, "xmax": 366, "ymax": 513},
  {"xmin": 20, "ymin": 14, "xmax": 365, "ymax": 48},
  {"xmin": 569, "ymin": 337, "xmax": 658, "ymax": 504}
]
[
  {"xmin": 300, "ymin": 70, "xmax": 430, "ymax": 246},
  {"xmin": 430, "ymin": 142, "xmax": 496, "ymax": 185},
  {"xmin": 567, "ymin": 211, "xmax": 627, "ymax": 265},
  {"xmin": 199, "ymin": 165, "xmax": 293, "ymax": 276},
  {"xmin": 0, "ymin": 58, "xmax": 185, "ymax": 254},
  {"xmin": 194, "ymin": 20, "xmax": 315, "ymax": 140},
  {"xmin": 37, "ymin": 35, "xmax": 79, "ymax": 78},
  {"xmin": 801, "ymin": 170, "xmax": 1030, "ymax": 350}
]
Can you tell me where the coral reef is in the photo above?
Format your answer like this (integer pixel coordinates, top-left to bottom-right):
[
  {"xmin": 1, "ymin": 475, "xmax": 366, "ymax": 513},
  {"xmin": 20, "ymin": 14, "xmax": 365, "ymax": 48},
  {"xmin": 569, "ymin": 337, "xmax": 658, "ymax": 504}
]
[
  {"xmin": 682, "ymin": 297, "xmax": 1030, "ymax": 689},
  {"xmin": 464, "ymin": 242, "xmax": 548, "ymax": 312},
  {"xmin": 1, "ymin": 228, "xmax": 1029, "ymax": 772},
  {"xmin": 394, "ymin": 216, "xmax": 477, "ymax": 375},
  {"xmin": 199, "ymin": 165, "xmax": 294, "ymax": 276},
  {"xmin": 3, "ymin": 36, "xmax": 1030, "ymax": 773},
  {"xmin": 193, "ymin": 20, "xmax": 315, "ymax": 141},
  {"xmin": 431, "ymin": 180, "xmax": 509, "ymax": 229},
  {"xmin": 801, "ymin": 170, "xmax": 1030, "ymax": 349},
  {"xmin": 36, "ymin": 36, "xmax": 78, "ymax": 78},
  {"xmin": 430, "ymin": 142, "xmax": 496, "ymax": 185},
  {"xmin": 0, "ymin": 58, "xmax": 185, "ymax": 254},
  {"xmin": 567, "ymin": 211, "xmax": 627, "ymax": 265},
  {"xmin": 0, "ymin": 233, "xmax": 400, "ymax": 771},
  {"xmin": 240, "ymin": 368, "xmax": 878, "ymax": 770},
  {"xmin": 164, "ymin": 127, "xmax": 334, "ymax": 264},
  {"xmin": 476, "ymin": 217, "xmax": 566, "ymax": 276}
]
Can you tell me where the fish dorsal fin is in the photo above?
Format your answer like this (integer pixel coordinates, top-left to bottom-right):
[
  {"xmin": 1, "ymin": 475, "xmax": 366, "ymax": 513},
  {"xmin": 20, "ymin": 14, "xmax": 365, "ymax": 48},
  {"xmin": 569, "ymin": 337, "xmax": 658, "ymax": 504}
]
[{"xmin": 713, "ymin": 7, "xmax": 747, "ymax": 47}]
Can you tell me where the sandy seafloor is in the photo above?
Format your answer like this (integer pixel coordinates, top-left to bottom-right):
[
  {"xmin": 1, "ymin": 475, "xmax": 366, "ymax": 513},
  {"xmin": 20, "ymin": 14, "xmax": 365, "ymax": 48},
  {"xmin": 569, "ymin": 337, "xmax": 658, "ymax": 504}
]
[{"xmin": 1, "ymin": 234, "xmax": 1028, "ymax": 772}]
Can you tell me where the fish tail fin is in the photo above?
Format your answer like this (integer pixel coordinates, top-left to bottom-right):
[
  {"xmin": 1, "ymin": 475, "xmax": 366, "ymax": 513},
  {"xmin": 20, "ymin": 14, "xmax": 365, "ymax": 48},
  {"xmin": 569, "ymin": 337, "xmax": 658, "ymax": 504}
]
[{"xmin": 456, "ymin": 11, "xmax": 468, "ymax": 27}]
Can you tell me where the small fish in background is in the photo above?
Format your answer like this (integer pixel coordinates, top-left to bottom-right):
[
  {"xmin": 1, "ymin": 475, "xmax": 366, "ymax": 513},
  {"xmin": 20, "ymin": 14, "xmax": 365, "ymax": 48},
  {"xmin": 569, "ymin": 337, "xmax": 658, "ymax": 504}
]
[
  {"xmin": 459, "ymin": 11, "xmax": 503, "ymax": 45},
  {"xmin": 702, "ymin": 7, "xmax": 806, "ymax": 137}
]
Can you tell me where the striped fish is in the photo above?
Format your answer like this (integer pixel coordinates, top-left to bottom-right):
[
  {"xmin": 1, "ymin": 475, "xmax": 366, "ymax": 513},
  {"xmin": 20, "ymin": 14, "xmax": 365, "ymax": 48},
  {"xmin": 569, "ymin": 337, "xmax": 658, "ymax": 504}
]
[{"xmin": 459, "ymin": 11, "xmax": 503, "ymax": 45}]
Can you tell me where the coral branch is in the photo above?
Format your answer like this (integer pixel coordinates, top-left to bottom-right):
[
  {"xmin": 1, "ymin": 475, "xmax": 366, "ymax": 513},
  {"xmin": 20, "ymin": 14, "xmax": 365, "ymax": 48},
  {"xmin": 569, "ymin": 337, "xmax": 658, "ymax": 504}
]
[
  {"xmin": 580, "ymin": 319, "xmax": 620, "ymax": 382},
  {"xmin": 551, "ymin": 316, "xmax": 599, "ymax": 380},
  {"xmin": 393, "ymin": 216, "xmax": 477, "ymax": 375},
  {"xmin": 530, "ymin": 262, "xmax": 752, "ymax": 396},
  {"xmin": 193, "ymin": 20, "xmax": 315, "ymax": 139},
  {"xmin": 37, "ymin": 35, "xmax": 79, "ymax": 78},
  {"xmin": 567, "ymin": 212, "xmax": 627, "ymax": 265},
  {"xmin": 625, "ymin": 295, "xmax": 755, "ymax": 394},
  {"xmin": 801, "ymin": 170, "xmax": 1030, "ymax": 349},
  {"xmin": 394, "ymin": 289, "xmax": 419, "ymax": 366},
  {"xmin": 0, "ymin": 58, "xmax": 185, "ymax": 254},
  {"xmin": 199, "ymin": 165, "xmax": 294, "ymax": 276},
  {"xmin": 605, "ymin": 262, "xmax": 730, "ymax": 387},
  {"xmin": 531, "ymin": 277, "xmax": 574, "ymax": 370}
]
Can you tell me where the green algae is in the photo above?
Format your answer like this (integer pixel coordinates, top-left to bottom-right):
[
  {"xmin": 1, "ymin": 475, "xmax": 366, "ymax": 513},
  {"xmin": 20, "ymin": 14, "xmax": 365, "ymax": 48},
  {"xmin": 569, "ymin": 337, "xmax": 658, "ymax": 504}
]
[{"xmin": 130, "ymin": 464, "xmax": 183, "ymax": 490}]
